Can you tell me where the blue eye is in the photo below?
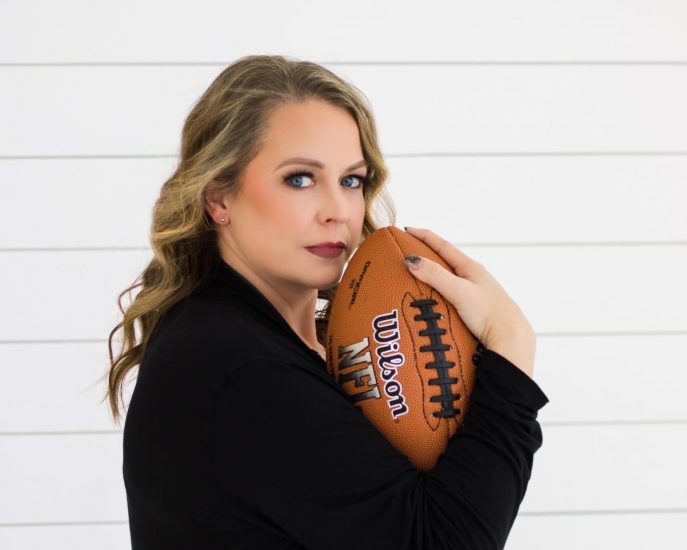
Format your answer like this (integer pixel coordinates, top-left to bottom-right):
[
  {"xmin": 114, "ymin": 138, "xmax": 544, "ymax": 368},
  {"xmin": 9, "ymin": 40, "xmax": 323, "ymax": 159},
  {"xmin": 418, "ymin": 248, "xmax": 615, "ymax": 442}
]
[
  {"xmin": 342, "ymin": 175, "xmax": 366, "ymax": 188},
  {"xmin": 283, "ymin": 170, "xmax": 368, "ymax": 189},
  {"xmin": 283, "ymin": 171, "xmax": 315, "ymax": 188}
]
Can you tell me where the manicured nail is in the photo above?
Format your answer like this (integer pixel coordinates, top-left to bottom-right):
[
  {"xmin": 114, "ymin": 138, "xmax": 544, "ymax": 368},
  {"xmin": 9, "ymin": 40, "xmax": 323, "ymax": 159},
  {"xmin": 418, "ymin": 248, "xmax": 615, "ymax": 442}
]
[{"xmin": 404, "ymin": 255, "xmax": 422, "ymax": 269}]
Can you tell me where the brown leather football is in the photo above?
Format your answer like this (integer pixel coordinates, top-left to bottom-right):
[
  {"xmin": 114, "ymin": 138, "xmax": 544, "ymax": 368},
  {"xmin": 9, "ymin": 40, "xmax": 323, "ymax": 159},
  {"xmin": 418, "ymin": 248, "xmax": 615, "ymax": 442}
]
[{"xmin": 326, "ymin": 225, "xmax": 486, "ymax": 471}]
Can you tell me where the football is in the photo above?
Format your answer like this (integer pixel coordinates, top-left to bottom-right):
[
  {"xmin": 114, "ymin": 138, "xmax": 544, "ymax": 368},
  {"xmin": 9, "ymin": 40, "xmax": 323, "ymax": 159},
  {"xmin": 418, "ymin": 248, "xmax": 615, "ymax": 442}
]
[{"xmin": 326, "ymin": 225, "xmax": 486, "ymax": 471}]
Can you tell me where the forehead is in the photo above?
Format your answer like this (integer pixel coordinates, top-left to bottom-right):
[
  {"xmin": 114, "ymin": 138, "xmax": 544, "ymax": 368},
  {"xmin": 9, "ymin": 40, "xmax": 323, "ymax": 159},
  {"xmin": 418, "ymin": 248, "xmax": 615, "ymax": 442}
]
[{"xmin": 258, "ymin": 99, "xmax": 362, "ymax": 159}]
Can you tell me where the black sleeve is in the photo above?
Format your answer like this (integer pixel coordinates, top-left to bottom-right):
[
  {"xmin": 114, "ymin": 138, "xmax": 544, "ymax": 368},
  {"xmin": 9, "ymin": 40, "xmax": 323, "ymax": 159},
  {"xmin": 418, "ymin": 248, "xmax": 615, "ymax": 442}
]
[{"xmin": 211, "ymin": 348, "xmax": 549, "ymax": 550}]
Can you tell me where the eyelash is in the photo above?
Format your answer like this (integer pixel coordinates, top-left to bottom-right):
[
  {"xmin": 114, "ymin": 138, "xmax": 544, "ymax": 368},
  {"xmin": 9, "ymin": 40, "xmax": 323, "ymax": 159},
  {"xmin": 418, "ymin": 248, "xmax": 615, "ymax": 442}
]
[{"xmin": 282, "ymin": 170, "xmax": 369, "ymax": 190}]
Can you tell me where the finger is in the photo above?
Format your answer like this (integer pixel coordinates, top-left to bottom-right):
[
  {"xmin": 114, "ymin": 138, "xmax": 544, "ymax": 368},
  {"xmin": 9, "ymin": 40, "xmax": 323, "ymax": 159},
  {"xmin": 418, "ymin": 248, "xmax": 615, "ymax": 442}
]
[
  {"xmin": 404, "ymin": 254, "xmax": 470, "ymax": 307},
  {"xmin": 404, "ymin": 226, "xmax": 474, "ymax": 277}
]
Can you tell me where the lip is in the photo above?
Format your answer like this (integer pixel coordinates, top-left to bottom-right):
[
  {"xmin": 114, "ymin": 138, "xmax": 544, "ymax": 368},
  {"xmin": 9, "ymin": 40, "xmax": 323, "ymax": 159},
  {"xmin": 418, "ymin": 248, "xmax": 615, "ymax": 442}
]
[
  {"xmin": 305, "ymin": 241, "xmax": 346, "ymax": 258},
  {"xmin": 307, "ymin": 241, "xmax": 346, "ymax": 249}
]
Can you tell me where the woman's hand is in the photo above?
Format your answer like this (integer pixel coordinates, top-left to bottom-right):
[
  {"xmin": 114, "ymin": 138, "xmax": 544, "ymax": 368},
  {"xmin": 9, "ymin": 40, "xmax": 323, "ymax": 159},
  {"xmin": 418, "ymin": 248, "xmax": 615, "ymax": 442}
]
[{"xmin": 403, "ymin": 226, "xmax": 536, "ymax": 378}]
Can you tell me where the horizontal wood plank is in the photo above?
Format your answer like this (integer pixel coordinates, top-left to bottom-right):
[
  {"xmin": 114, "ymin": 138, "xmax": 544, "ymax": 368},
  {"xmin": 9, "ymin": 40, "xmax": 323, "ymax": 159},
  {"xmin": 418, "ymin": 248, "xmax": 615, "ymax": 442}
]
[
  {"xmin": 507, "ymin": 511, "xmax": 687, "ymax": 550},
  {"xmin": 1, "ymin": 425, "xmax": 685, "ymax": 522},
  {"xmin": 2, "ymin": 156, "xmax": 686, "ymax": 249},
  {"xmin": 1, "ymin": 0, "xmax": 686, "ymax": 63},
  {"xmin": 2, "ymin": 65, "xmax": 687, "ymax": 156},
  {"xmin": 1, "ymin": 512, "xmax": 685, "ymax": 550},
  {"xmin": 0, "ymin": 524, "xmax": 130, "ymax": 550},
  {"xmin": 1, "ymin": 246, "xmax": 684, "ymax": 342},
  {"xmin": 1, "ymin": 335, "xmax": 686, "ymax": 433}
]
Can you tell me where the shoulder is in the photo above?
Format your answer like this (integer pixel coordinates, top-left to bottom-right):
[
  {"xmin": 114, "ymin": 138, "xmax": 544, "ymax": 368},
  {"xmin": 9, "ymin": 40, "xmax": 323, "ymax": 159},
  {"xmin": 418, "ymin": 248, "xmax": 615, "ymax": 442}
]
[{"xmin": 144, "ymin": 295, "xmax": 267, "ymax": 371}]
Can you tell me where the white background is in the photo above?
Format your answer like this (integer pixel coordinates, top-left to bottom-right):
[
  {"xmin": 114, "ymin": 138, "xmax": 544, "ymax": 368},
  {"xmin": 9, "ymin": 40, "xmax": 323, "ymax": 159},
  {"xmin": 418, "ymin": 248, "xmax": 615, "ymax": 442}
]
[{"xmin": 1, "ymin": 0, "xmax": 686, "ymax": 548}]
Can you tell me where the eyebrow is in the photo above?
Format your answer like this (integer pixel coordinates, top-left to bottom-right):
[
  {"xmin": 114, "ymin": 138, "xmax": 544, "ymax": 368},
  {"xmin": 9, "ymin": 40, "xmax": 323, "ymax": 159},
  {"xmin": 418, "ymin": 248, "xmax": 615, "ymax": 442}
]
[{"xmin": 274, "ymin": 157, "xmax": 368, "ymax": 172}]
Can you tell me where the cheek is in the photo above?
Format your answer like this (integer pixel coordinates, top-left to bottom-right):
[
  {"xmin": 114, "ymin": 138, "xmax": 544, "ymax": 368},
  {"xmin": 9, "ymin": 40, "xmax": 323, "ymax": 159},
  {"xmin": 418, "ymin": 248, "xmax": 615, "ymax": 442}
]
[
  {"xmin": 249, "ymin": 183, "xmax": 302, "ymax": 233},
  {"xmin": 354, "ymin": 193, "xmax": 366, "ymax": 223}
]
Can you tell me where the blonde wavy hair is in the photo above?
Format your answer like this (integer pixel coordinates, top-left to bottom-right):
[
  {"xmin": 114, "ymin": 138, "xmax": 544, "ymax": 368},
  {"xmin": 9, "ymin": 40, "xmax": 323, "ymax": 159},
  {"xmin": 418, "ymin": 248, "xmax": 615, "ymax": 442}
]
[{"xmin": 106, "ymin": 54, "xmax": 396, "ymax": 422}]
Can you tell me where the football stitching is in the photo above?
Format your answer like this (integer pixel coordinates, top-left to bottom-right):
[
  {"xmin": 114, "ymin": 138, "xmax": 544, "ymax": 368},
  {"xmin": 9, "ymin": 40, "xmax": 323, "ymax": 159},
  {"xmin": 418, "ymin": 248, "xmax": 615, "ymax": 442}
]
[{"xmin": 409, "ymin": 297, "xmax": 462, "ymax": 419}]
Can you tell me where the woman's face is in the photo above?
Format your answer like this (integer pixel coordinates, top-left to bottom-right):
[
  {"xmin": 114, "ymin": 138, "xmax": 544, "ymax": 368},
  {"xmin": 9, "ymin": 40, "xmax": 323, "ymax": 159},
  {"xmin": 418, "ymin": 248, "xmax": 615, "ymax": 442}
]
[{"xmin": 215, "ymin": 98, "xmax": 368, "ymax": 294}]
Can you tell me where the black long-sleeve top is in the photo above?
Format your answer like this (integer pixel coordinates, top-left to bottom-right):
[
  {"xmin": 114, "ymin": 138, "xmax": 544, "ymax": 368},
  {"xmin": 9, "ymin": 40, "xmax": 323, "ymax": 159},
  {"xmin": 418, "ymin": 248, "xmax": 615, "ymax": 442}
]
[{"xmin": 122, "ymin": 254, "xmax": 549, "ymax": 549}]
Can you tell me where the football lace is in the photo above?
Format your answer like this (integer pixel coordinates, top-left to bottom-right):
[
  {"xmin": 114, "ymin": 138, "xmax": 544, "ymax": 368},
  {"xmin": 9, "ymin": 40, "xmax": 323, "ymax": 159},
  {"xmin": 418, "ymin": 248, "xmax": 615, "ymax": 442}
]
[{"xmin": 410, "ymin": 298, "xmax": 462, "ymax": 418}]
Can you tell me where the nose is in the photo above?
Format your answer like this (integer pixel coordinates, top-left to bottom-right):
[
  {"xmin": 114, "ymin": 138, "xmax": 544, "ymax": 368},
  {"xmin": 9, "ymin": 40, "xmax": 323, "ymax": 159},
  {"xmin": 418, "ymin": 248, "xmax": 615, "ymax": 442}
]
[{"xmin": 319, "ymin": 180, "xmax": 351, "ymax": 224}]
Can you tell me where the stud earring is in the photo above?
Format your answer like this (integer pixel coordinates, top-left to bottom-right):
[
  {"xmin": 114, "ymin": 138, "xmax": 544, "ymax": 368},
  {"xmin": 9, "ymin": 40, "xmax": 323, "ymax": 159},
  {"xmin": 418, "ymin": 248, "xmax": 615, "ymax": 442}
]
[{"xmin": 220, "ymin": 218, "xmax": 225, "ymax": 223}]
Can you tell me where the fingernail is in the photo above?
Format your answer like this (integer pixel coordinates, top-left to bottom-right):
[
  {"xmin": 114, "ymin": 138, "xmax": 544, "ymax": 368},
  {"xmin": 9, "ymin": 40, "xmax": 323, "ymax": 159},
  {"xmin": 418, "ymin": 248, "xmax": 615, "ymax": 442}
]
[{"xmin": 404, "ymin": 255, "xmax": 422, "ymax": 270}]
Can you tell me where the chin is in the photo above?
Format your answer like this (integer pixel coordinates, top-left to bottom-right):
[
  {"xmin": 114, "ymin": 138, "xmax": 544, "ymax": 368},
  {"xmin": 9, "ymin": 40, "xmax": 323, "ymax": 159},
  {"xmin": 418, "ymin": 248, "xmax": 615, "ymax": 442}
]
[{"xmin": 310, "ymin": 268, "xmax": 344, "ymax": 291}]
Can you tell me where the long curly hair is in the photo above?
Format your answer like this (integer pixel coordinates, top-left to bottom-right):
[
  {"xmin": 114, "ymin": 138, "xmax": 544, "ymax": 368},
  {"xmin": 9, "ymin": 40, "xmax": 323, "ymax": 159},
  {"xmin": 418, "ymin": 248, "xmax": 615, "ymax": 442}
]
[{"xmin": 105, "ymin": 54, "xmax": 396, "ymax": 422}]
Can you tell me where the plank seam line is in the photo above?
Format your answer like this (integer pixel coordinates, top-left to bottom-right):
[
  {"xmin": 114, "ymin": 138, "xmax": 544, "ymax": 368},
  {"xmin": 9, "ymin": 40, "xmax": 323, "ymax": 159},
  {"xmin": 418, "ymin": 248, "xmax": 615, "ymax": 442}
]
[
  {"xmin": 2, "ymin": 242, "xmax": 687, "ymax": 252},
  {"xmin": 3, "ymin": 151, "xmax": 687, "ymax": 160},
  {"xmin": 3, "ymin": 61, "xmax": 687, "ymax": 67},
  {"xmin": 0, "ymin": 520, "xmax": 127, "ymax": 527},
  {"xmin": 2, "ymin": 331, "xmax": 686, "ymax": 345},
  {"xmin": 3, "ymin": 419, "xmax": 687, "ymax": 436},
  {"xmin": 520, "ymin": 508, "xmax": 687, "ymax": 517},
  {"xmin": 3, "ymin": 508, "xmax": 687, "ymax": 527}
]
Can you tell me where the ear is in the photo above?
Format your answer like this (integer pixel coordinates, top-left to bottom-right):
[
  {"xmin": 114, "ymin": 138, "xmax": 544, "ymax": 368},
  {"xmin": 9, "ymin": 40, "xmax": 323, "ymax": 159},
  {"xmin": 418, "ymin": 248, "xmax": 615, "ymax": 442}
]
[{"xmin": 204, "ymin": 179, "xmax": 231, "ymax": 223}]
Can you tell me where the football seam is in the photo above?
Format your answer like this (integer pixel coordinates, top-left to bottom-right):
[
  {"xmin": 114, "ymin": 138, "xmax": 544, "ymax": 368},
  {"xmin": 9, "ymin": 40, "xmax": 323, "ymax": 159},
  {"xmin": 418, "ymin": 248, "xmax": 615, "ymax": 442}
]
[{"xmin": 384, "ymin": 227, "xmax": 424, "ymax": 298}]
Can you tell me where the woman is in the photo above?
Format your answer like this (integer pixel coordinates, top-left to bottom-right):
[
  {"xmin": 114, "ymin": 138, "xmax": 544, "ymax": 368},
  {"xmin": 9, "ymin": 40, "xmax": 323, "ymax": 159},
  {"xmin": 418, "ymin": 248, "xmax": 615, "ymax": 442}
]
[{"xmin": 107, "ymin": 54, "xmax": 549, "ymax": 549}]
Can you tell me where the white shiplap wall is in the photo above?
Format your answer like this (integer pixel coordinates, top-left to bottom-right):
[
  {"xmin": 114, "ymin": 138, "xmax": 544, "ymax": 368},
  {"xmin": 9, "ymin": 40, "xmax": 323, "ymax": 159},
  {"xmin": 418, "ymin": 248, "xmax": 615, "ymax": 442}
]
[{"xmin": 1, "ymin": 1, "xmax": 686, "ymax": 548}]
